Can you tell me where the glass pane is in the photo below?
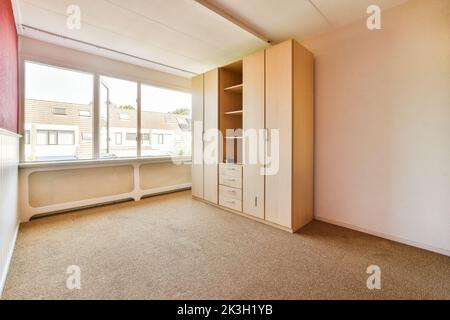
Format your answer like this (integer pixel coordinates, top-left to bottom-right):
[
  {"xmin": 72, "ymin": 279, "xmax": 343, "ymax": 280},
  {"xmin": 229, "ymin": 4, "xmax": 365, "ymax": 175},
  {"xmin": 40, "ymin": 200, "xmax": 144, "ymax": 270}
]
[
  {"xmin": 24, "ymin": 62, "xmax": 94, "ymax": 161},
  {"xmin": 100, "ymin": 76, "xmax": 138, "ymax": 158},
  {"xmin": 58, "ymin": 131, "xmax": 75, "ymax": 145},
  {"xmin": 140, "ymin": 84, "xmax": 192, "ymax": 157},
  {"xmin": 48, "ymin": 131, "xmax": 57, "ymax": 145},
  {"xmin": 36, "ymin": 130, "xmax": 48, "ymax": 145},
  {"xmin": 115, "ymin": 133, "xmax": 122, "ymax": 145}
]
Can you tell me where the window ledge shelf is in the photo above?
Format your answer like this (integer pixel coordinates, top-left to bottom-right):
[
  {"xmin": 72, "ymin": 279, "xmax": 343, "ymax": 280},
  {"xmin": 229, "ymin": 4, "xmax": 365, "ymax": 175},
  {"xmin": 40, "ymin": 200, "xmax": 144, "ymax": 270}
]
[{"xmin": 19, "ymin": 156, "xmax": 192, "ymax": 169}]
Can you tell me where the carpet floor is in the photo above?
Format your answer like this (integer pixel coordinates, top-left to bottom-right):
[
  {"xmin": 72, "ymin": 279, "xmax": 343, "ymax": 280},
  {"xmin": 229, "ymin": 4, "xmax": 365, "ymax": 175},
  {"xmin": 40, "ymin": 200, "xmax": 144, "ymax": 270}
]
[{"xmin": 2, "ymin": 190, "xmax": 449, "ymax": 300}]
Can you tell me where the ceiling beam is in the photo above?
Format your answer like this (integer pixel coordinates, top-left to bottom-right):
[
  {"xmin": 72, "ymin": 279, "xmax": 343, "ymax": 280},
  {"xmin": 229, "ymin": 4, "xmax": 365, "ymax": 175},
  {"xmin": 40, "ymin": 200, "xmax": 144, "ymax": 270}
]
[{"xmin": 194, "ymin": 0, "xmax": 271, "ymax": 44}]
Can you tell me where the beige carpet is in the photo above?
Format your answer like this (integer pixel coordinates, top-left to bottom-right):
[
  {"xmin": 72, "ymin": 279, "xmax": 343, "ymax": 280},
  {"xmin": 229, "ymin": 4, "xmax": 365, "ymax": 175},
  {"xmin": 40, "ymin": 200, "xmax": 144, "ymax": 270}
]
[{"xmin": 3, "ymin": 191, "xmax": 449, "ymax": 300}]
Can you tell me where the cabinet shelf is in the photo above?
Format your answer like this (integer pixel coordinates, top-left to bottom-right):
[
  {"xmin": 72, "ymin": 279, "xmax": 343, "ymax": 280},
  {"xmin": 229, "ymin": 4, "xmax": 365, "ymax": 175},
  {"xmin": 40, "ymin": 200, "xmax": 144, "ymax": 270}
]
[
  {"xmin": 224, "ymin": 84, "xmax": 243, "ymax": 94},
  {"xmin": 224, "ymin": 110, "xmax": 243, "ymax": 116}
]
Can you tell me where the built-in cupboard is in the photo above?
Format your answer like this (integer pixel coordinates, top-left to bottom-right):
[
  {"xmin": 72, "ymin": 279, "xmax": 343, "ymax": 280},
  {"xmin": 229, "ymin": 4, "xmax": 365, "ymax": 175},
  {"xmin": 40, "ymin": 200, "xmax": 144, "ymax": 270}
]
[{"xmin": 192, "ymin": 39, "xmax": 314, "ymax": 233}]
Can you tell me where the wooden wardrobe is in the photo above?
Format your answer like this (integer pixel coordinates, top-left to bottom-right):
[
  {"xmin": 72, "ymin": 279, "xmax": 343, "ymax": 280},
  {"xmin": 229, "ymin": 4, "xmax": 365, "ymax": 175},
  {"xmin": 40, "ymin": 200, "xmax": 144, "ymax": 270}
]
[{"xmin": 192, "ymin": 39, "xmax": 314, "ymax": 233}]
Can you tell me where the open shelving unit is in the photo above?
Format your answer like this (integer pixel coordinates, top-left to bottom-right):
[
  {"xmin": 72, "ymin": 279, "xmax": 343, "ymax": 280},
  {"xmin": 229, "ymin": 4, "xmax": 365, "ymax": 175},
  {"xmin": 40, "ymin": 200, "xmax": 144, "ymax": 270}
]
[
  {"xmin": 224, "ymin": 83, "xmax": 243, "ymax": 94},
  {"xmin": 224, "ymin": 110, "xmax": 243, "ymax": 116},
  {"xmin": 219, "ymin": 60, "xmax": 243, "ymax": 164}
]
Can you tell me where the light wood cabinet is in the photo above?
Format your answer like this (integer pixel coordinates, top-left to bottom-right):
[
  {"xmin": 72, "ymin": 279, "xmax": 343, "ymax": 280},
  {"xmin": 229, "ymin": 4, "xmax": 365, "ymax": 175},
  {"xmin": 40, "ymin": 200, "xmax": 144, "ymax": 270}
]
[
  {"xmin": 203, "ymin": 69, "xmax": 219, "ymax": 204},
  {"xmin": 191, "ymin": 74, "xmax": 204, "ymax": 199},
  {"xmin": 265, "ymin": 39, "xmax": 314, "ymax": 231},
  {"xmin": 265, "ymin": 40, "xmax": 293, "ymax": 228},
  {"xmin": 243, "ymin": 50, "xmax": 265, "ymax": 219},
  {"xmin": 192, "ymin": 39, "xmax": 314, "ymax": 233}
]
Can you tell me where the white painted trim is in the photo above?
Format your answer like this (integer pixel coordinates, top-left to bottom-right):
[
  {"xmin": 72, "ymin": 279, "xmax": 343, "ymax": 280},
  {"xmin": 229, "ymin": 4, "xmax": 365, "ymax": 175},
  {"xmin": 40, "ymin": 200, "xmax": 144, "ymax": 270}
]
[
  {"xmin": 0, "ymin": 128, "xmax": 21, "ymax": 139},
  {"xmin": 19, "ymin": 156, "xmax": 192, "ymax": 169},
  {"xmin": 315, "ymin": 216, "xmax": 450, "ymax": 257},
  {"xmin": 11, "ymin": 0, "xmax": 23, "ymax": 35},
  {"xmin": 0, "ymin": 224, "xmax": 19, "ymax": 299}
]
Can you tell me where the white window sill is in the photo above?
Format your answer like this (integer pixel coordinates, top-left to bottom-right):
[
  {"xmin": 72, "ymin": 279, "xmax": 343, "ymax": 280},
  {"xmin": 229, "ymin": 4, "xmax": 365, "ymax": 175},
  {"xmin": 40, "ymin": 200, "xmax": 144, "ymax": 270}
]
[{"xmin": 19, "ymin": 156, "xmax": 192, "ymax": 169}]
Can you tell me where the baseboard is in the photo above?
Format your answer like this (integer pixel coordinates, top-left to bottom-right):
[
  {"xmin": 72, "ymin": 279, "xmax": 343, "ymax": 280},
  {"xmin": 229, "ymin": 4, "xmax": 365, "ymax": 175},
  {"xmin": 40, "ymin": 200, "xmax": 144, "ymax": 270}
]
[
  {"xmin": 315, "ymin": 216, "xmax": 449, "ymax": 257},
  {"xmin": 0, "ymin": 224, "xmax": 19, "ymax": 298}
]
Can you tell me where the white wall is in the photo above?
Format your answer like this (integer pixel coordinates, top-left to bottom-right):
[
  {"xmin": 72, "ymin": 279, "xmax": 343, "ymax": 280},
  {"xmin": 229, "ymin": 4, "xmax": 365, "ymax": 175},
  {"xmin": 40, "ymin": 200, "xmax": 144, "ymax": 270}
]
[
  {"xmin": 303, "ymin": 0, "xmax": 450, "ymax": 255},
  {"xmin": 0, "ymin": 129, "xmax": 20, "ymax": 295}
]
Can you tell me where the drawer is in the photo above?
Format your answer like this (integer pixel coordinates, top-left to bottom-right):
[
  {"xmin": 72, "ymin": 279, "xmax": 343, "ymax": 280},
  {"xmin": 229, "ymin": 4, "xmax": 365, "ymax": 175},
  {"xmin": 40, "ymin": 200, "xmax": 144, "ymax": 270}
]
[
  {"xmin": 219, "ymin": 196, "xmax": 242, "ymax": 212},
  {"xmin": 219, "ymin": 185, "xmax": 242, "ymax": 201},
  {"xmin": 219, "ymin": 163, "xmax": 242, "ymax": 178},
  {"xmin": 219, "ymin": 174, "xmax": 242, "ymax": 189}
]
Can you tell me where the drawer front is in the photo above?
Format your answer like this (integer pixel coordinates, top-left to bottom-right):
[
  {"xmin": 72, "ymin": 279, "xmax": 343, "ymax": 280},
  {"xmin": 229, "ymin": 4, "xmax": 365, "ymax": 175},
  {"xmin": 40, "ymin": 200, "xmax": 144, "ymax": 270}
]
[
  {"xmin": 219, "ymin": 196, "xmax": 242, "ymax": 212},
  {"xmin": 219, "ymin": 175, "xmax": 242, "ymax": 189},
  {"xmin": 219, "ymin": 163, "xmax": 242, "ymax": 178},
  {"xmin": 219, "ymin": 185, "xmax": 242, "ymax": 201}
]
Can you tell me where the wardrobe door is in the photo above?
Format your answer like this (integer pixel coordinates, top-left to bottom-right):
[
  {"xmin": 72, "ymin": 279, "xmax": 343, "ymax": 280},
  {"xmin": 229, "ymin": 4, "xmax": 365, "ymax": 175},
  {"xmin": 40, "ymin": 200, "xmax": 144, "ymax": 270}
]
[
  {"xmin": 191, "ymin": 74, "xmax": 204, "ymax": 199},
  {"xmin": 203, "ymin": 69, "xmax": 219, "ymax": 204},
  {"xmin": 265, "ymin": 40, "xmax": 293, "ymax": 228},
  {"xmin": 243, "ymin": 50, "xmax": 265, "ymax": 219}
]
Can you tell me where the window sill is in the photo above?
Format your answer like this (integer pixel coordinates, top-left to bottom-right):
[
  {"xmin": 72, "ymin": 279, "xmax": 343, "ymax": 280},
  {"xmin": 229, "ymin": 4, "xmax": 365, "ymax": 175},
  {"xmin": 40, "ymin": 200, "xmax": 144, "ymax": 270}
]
[{"xmin": 19, "ymin": 156, "xmax": 192, "ymax": 169}]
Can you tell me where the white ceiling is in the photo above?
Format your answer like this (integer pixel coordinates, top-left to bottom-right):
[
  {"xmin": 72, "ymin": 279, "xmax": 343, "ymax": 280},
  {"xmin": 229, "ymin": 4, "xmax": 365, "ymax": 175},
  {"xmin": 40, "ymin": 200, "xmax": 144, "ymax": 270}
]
[
  {"xmin": 12, "ymin": 0, "xmax": 269, "ymax": 77},
  {"xmin": 202, "ymin": 0, "xmax": 409, "ymax": 43},
  {"xmin": 12, "ymin": 0, "xmax": 409, "ymax": 78}
]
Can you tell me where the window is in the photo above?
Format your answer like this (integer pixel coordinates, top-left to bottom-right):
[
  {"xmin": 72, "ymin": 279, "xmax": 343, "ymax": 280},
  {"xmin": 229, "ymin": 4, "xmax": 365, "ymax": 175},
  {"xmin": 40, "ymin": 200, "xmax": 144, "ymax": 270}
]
[
  {"xmin": 79, "ymin": 110, "xmax": 91, "ymax": 117},
  {"xmin": 53, "ymin": 107, "xmax": 67, "ymax": 115},
  {"xmin": 115, "ymin": 132, "xmax": 122, "ymax": 145},
  {"xmin": 141, "ymin": 84, "xmax": 192, "ymax": 157},
  {"xmin": 37, "ymin": 130, "xmax": 48, "ymax": 145},
  {"xmin": 48, "ymin": 130, "xmax": 58, "ymax": 145},
  {"xmin": 155, "ymin": 134, "xmax": 164, "ymax": 145},
  {"xmin": 82, "ymin": 132, "xmax": 92, "ymax": 141},
  {"xmin": 58, "ymin": 131, "xmax": 75, "ymax": 145},
  {"xmin": 100, "ymin": 76, "xmax": 137, "ymax": 159},
  {"xmin": 22, "ymin": 61, "xmax": 192, "ymax": 162},
  {"xmin": 126, "ymin": 133, "xmax": 136, "ymax": 141},
  {"xmin": 141, "ymin": 133, "xmax": 150, "ymax": 145},
  {"xmin": 119, "ymin": 113, "xmax": 129, "ymax": 121},
  {"xmin": 24, "ymin": 62, "xmax": 93, "ymax": 161},
  {"xmin": 35, "ymin": 130, "xmax": 75, "ymax": 145}
]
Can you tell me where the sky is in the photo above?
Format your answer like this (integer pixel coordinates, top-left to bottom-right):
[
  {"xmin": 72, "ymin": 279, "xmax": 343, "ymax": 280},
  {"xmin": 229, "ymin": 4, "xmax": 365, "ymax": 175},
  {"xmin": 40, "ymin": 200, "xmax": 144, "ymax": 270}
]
[{"xmin": 25, "ymin": 62, "xmax": 192, "ymax": 114}]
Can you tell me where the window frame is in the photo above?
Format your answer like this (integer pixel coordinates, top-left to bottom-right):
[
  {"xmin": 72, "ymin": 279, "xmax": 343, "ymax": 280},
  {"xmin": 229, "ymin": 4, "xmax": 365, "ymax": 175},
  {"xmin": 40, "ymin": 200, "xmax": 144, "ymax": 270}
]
[
  {"xmin": 115, "ymin": 132, "xmax": 123, "ymax": 145},
  {"xmin": 20, "ymin": 59, "xmax": 192, "ymax": 165}
]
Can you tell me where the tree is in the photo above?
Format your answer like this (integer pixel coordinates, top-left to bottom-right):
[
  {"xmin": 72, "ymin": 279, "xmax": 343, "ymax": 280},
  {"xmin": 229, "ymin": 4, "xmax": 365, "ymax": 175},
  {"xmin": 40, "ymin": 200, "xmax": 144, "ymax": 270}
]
[
  {"xmin": 117, "ymin": 104, "xmax": 136, "ymax": 110},
  {"xmin": 171, "ymin": 108, "xmax": 190, "ymax": 116}
]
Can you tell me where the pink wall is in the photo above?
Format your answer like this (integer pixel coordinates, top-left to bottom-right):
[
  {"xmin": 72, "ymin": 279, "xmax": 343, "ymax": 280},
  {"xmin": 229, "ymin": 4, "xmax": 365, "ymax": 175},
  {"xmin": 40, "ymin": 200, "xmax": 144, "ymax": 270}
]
[
  {"xmin": 0, "ymin": 0, "xmax": 18, "ymax": 133},
  {"xmin": 303, "ymin": 0, "xmax": 449, "ymax": 255}
]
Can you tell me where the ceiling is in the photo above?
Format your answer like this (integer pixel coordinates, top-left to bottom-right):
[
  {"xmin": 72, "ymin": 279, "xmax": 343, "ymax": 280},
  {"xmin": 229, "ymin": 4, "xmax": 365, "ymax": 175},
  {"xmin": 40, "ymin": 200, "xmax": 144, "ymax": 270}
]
[
  {"xmin": 12, "ymin": 0, "xmax": 409, "ymax": 78},
  {"xmin": 206, "ymin": 0, "xmax": 409, "ymax": 43},
  {"xmin": 12, "ymin": 0, "xmax": 269, "ymax": 77}
]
